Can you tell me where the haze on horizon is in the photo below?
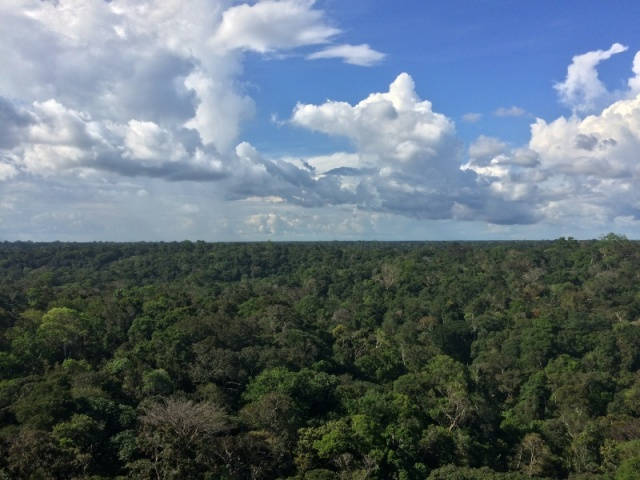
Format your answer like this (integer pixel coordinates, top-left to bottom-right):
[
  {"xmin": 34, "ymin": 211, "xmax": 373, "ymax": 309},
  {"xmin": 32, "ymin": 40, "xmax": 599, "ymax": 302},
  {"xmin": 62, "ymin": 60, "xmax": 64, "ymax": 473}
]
[{"xmin": 1, "ymin": 0, "xmax": 640, "ymax": 241}]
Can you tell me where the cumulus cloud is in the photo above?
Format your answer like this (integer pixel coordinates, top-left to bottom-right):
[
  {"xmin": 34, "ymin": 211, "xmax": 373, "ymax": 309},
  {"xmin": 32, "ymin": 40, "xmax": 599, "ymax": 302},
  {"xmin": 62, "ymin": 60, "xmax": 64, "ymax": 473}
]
[
  {"xmin": 528, "ymin": 96, "xmax": 640, "ymax": 177},
  {"xmin": 457, "ymin": 43, "xmax": 640, "ymax": 228},
  {"xmin": 4, "ymin": 3, "xmax": 640, "ymax": 239},
  {"xmin": 4, "ymin": 1, "xmax": 519, "ymax": 230},
  {"xmin": 465, "ymin": 136, "xmax": 539, "ymax": 169},
  {"xmin": 0, "ymin": 0, "xmax": 378, "ymax": 183},
  {"xmin": 554, "ymin": 42, "xmax": 628, "ymax": 113},
  {"xmin": 462, "ymin": 135, "xmax": 541, "ymax": 205},
  {"xmin": 289, "ymin": 73, "xmax": 534, "ymax": 222},
  {"xmin": 0, "ymin": 0, "xmax": 236, "ymax": 156},
  {"xmin": 182, "ymin": 68, "xmax": 255, "ymax": 152},
  {"xmin": 307, "ymin": 43, "xmax": 385, "ymax": 66},
  {"xmin": 468, "ymin": 91, "xmax": 640, "ymax": 224},
  {"xmin": 6, "ymin": 98, "xmax": 225, "ymax": 180},
  {"xmin": 292, "ymin": 73, "xmax": 459, "ymax": 171},
  {"xmin": 468, "ymin": 135, "xmax": 508, "ymax": 162},
  {"xmin": 229, "ymin": 141, "xmax": 356, "ymax": 208},
  {"xmin": 212, "ymin": 0, "xmax": 339, "ymax": 53}
]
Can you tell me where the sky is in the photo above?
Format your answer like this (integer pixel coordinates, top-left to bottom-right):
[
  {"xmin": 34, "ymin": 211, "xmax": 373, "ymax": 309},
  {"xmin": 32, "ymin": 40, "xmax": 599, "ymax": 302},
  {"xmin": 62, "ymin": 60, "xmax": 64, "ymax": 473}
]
[{"xmin": 1, "ymin": 0, "xmax": 640, "ymax": 241}]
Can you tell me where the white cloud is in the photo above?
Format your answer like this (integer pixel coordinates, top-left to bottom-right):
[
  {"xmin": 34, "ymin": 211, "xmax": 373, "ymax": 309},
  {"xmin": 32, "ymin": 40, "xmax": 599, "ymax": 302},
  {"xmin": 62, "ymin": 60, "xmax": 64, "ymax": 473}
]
[
  {"xmin": 245, "ymin": 212, "xmax": 297, "ymax": 234},
  {"xmin": 468, "ymin": 135, "xmax": 507, "ymax": 162},
  {"xmin": 529, "ymin": 94, "xmax": 640, "ymax": 177},
  {"xmin": 292, "ymin": 73, "xmax": 459, "ymax": 171},
  {"xmin": 461, "ymin": 112, "xmax": 482, "ymax": 123},
  {"xmin": 0, "ymin": 0, "xmax": 373, "ymax": 160},
  {"xmin": 6, "ymin": 98, "xmax": 226, "ymax": 180},
  {"xmin": 290, "ymin": 73, "xmax": 528, "ymax": 222},
  {"xmin": 241, "ymin": 207, "xmax": 384, "ymax": 238},
  {"xmin": 20, "ymin": 99, "xmax": 104, "ymax": 175},
  {"xmin": 211, "ymin": 0, "xmax": 339, "ymax": 53},
  {"xmin": 307, "ymin": 43, "xmax": 385, "ymax": 66},
  {"xmin": 4, "ymin": 5, "xmax": 640, "ymax": 240},
  {"xmin": 629, "ymin": 51, "xmax": 640, "ymax": 94},
  {"xmin": 304, "ymin": 152, "xmax": 362, "ymax": 175},
  {"xmin": 469, "ymin": 92, "xmax": 640, "ymax": 224},
  {"xmin": 494, "ymin": 106, "xmax": 526, "ymax": 117},
  {"xmin": 0, "ymin": 162, "xmax": 18, "ymax": 181},
  {"xmin": 459, "ymin": 43, "xmax": 640, "ymax": 228},
  {"xmin": 182, "ymin": 68, "xmax": 255, "ymax": 152},
  {"xmin": 1, "ymin": 0, "xmax": 382, "ymax": 182},
  {"xmin": 0, "ymin": 0, "xmax": 242, "ymax": 154},
  {"xmin": 554, "ymin": 42, "xmax": 628, "ymax": 113},
  {"xmin": 124, "ymin": 120, "xmax": 188, "ymax": 165}
]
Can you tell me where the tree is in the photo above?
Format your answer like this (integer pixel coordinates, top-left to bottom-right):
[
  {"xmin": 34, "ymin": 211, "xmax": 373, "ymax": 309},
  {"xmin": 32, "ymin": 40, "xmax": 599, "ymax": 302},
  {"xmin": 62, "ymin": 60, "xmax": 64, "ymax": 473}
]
[
  {"xmin": 512, "ymin": 433, "xmax": 554, "ymax": 477},
  {"xmin": 135, "ymin": 398, "xmax": 233, "ymax": 479},
  {"xmin": 37, "ymin": 307, "xmax": 88, "ymax": 361},
  {"xmin": 395, "ymin": 355, "xmax": 475, "ymax": 432},
  {"xmin": 240, "ymin": 392, "xmax": 301, "ymax": 443}
]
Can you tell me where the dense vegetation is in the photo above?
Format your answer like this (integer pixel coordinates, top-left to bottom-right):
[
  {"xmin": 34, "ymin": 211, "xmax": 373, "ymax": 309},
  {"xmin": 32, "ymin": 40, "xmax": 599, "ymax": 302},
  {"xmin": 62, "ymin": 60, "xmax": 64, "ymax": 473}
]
[{"xmin": 1, "ymin": 236, "xmax": 640, "ymax": 479}]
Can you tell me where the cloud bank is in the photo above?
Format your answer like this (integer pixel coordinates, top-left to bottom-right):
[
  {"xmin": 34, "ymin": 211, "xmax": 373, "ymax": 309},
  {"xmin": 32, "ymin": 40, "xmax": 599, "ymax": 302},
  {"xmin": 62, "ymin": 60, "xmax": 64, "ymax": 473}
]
[
  {"xmin": 0, "ymin": 0, "xmax": 368, "ymax": 178},
  {"xmin": 1, "ymin": 1, "xmax": 640, "ymax": 238}
]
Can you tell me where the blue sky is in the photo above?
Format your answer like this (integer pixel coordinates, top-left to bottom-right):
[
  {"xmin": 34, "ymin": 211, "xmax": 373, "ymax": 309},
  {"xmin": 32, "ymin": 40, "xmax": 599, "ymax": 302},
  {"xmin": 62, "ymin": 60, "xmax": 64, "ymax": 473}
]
[{"xmin": 1, "ymin": 0, "xmax": 640, "ymax": 240}]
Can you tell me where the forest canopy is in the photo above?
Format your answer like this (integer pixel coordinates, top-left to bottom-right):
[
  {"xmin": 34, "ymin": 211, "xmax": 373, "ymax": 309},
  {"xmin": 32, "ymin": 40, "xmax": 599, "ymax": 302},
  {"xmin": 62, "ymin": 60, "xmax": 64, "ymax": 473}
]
[{"xmin": 1, "ymin": 236, "xmax": 640, "ymax": 479}]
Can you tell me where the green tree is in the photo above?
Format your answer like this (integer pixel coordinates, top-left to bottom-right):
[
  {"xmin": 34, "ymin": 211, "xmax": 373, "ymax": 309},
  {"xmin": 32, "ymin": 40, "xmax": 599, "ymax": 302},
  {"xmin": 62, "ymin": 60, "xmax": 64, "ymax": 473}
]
[{"xmin": 37, "ymin": 307, "xmax": 88, "ymax": 361}]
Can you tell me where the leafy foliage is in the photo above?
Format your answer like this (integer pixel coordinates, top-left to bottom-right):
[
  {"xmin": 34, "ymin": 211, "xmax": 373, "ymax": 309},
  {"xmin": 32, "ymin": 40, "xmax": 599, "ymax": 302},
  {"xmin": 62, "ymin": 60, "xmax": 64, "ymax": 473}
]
[{"xmin": 0, "ymin": 237, "xmax": 639, "ymax": 478}]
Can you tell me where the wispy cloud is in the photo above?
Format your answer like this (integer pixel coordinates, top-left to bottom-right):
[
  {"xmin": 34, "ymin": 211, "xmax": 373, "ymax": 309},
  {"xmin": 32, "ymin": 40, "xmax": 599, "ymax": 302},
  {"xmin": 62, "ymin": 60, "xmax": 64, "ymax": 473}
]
[
  {"xmin": 462, "ymin": 112, "xmax": 483, "ymax": 123},
  {"xmin": 307, "ymin": 43, "xmax": 386, "ymax": 66},
  {"xmin": 494, "ymin": 106, "xmax": 526, "ymax": 117}
]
